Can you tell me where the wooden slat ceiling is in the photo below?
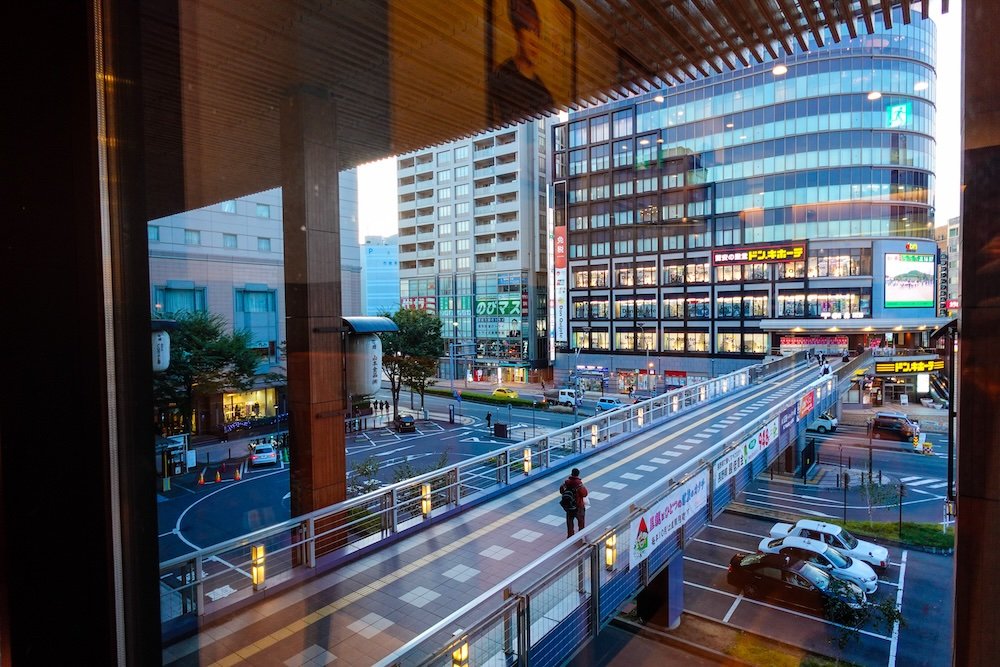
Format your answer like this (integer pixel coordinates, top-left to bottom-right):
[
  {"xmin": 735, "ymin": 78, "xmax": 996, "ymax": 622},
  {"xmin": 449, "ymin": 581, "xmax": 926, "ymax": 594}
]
[{"xmin": 139, "ymin": 0, "xmax": 945, "ymax": 218}]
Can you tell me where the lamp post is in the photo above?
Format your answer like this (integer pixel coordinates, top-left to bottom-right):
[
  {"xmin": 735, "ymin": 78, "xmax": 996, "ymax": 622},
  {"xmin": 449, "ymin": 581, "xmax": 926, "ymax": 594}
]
[
  {"xmin": 532, "ymin": 401, "xmax": 537, "ymax": 437},
  {"xmin": 274, "ymin": 404, "xmax": 279, "ymax": 443},
  {"xmin": 450, "ymin": 321, "xmax": 458, "ymax": 394}
]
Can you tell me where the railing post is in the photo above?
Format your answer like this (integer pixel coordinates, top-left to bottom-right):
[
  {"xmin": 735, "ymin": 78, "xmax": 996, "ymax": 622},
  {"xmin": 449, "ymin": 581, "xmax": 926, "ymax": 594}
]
[
  {"xmin": 517, "ymin": 594, "xmax": 530, "ymax": 667},
  {"xmin": 590, "ymin": 545, "xmax": 601, "ymax": 638},
  {"xmin": 541, "ymin": 437, "xmax": 550, "ymax": 468},
  {"xmin": 194, "ymin": 555, "xmax": 205, "ymax": 616},
  {"xmin": 307, "ymin": 517, "xmax": 316, "ymax": 568},
  {"xmin": 503, "ymin": 587, "xmax": 515, "ymax": 658},
  {"xmin": 449, "ymin": 468, "xmax": 459, "ymax": 508},
  {"xmin": 390, "ymin": 488, "xmax": 399, "ymax": 534}
]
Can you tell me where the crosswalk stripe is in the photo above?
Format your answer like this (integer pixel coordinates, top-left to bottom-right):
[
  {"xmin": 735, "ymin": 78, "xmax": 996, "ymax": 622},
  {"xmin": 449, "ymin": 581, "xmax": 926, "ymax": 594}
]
[
  {"xmin": 905, "ymin": 479, "xmax": 939, "ymax": 487},
  {"xmin": 899, "ymin": 476, "xmax": 922, "ymax": 483},
  {"xmin": 928, "ymin": 482, "xmax": 949, "ymax": 489}
]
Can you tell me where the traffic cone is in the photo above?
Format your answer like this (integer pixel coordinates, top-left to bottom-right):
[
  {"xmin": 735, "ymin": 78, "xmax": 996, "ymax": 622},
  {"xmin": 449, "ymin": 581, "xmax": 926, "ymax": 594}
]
[
  {"xmin": 234, "ymin": 467, "xmax": 242, "ymax": 481},
  {"xmin": 215, "ymin": 470, "xmax": 221, "ymax": 483},
  {"xmin": 198, "ymin": 471, "xmax": 205, "ymax": 485}
]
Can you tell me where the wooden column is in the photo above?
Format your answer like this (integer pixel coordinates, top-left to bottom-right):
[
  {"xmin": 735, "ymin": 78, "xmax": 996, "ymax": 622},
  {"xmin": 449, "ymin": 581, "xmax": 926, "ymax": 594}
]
[
  {"xmin": 956, "ymin": 3, "xmax": 1000, "ymax": 664},
  {"xmin": 280, "ymin": 85, "xmax": 347, "ymax": 515}
]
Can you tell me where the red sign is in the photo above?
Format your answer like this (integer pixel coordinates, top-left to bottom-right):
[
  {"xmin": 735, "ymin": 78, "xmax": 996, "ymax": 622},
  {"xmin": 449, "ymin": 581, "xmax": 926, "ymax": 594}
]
[
  {"xmin": 946, "ymin": 299, "xmax": 960, "ymax": 309},
  {"xmin": 798, "ymin": 390, "xmax": 815, "ymax": 419},
  {"xmin": 554, "ymin": 226, "xmax": 567, "ymax": 270},
  {"xmin": 400, "ymin": 296, "xmax": 437, "ymax": 311}
]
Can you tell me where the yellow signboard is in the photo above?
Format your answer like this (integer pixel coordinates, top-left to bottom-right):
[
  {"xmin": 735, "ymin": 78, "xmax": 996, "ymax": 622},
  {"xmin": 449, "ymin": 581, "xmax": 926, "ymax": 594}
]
[
  {"xmin": 874, "ymin": 359, "xmax": 944, "ymax": 374},
  {"xmin": 713, "ymin": 243, "xmax": 806, "ymax": 266}
]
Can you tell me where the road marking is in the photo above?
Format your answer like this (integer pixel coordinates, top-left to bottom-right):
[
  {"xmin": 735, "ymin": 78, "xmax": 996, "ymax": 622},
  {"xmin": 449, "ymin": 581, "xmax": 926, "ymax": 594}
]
[
  {"xmin": 899, "ymin": 476, "xmax": 922, "ymax": 483},
  {"xmin": 887, "ymin": 550, "xmax": 908, "ymax": 667},
  {"xmin": 903, "ymin": 479, "xmax": 939, "ymax": 487},
  {"xmin": 706, "ymin": 524, "xmax": 768, "ymax": 539},
  {"xmin": 743, "ymin": 490, "xmax": 843, "ymax": 508},
  {"xmin": 675, "ymin": 444, "xmax": 693, "ymax": 450},
  {"xmin": 743, "ymin": 497, "xmax": 834, "ymax": 517},
  {"xmin": 693, "ymin": 537, "xmax": 748, "ymax": 552},
  {"xmin": 722, "ymin": 594, "xmax": 743, "ymax": 623},
  {"xmin": 683, "ymin": 555, "xmax": 727, "ymax": 570}
]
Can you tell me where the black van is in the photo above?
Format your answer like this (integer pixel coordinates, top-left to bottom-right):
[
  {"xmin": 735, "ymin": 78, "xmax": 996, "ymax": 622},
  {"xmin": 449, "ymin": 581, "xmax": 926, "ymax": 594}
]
[{"xmin": 869, "ymin": 411, "xmax": 920, "ymax": 441}]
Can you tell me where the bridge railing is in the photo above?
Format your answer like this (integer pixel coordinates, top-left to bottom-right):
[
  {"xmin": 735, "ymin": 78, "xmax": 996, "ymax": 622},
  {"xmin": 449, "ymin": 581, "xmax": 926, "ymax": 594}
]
[
  {"xmin": 375, "ymin": 372, "xmax": 839, "ymax": 667},
  {"xmin": 159, "ymin": 361, "xmax": 789, "ymax": 632}
]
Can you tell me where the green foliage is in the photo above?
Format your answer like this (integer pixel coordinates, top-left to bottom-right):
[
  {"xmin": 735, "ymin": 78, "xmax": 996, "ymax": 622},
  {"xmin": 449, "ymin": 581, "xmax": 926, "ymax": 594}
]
[
  {"xmin": 856, "ymin": 479, "xmax": 900, "ymax": 526},
  {"xmin": 424, "ymin": 387, "xmax": 549, "ymax": 409},
  {"xmin": 839, "ymin": 520, "xmax": 954, "ymax": 549},
  {"xmin": 378, "ymin": 309, "xmax": 444, "ymax": 418},
  {"xmin": 153, "ymin": 311, "xmax": 272, "ymax": 432},
  {"xmin": 347, "ymin": 455, "xmax": 381, "ymax": 496},
  {"xmin": 823, "ymin": 578, "xmax": 904, "ymax": 650}
]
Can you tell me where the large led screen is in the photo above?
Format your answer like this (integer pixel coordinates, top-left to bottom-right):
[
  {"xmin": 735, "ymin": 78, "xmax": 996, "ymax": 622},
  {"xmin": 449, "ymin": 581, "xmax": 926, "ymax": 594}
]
[{"xmin": 884, "ymin": 253, "xmax": 935, "ymax": 308}]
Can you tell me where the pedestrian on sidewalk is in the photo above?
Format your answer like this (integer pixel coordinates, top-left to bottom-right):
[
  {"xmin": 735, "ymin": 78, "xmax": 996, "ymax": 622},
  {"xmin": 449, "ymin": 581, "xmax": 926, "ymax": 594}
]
[
  {"xmin": 541, "ymin": 380, "xmax": 545, "ymax": 391},
  {"xmin": 485, "ymin": 411, "xmax": 492, "ymax": 428},
  {"xmin": 559, "ymin": 468, "xmax": 589, "ymax": 537}
]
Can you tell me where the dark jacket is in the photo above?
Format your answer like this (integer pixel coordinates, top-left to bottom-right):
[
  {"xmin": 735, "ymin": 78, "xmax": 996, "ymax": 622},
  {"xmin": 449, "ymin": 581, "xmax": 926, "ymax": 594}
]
[{"xmin": 560, "ymin": 475, "xmax": 588, "ymax": 506}]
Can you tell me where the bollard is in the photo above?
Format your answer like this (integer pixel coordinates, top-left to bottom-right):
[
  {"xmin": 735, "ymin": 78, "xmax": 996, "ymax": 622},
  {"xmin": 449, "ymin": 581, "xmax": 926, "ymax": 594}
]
[{"xmin": 878, "ymin": 470, "xmax": 882, "ymax": 484}]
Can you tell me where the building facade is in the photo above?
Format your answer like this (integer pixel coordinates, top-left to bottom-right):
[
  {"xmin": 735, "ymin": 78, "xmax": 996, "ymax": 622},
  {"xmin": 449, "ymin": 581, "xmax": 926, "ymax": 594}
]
[
  {"xmin": 361, "ymin": 235, "xmax": 400, "ymax": 315},
  {"xmin": 551, "ymin": 11, "xmax": 943, "ymax": 394},
  {"xmin": 397, "ymin": 122, "xmax": 549, "ymax": 385},
  {"xmin": 935, "ymin": 216, "xmax": 960, "ymax": 316},
  {"xmin": 148, "ymin": 175, "xmax": 361, "ymax": 436}
]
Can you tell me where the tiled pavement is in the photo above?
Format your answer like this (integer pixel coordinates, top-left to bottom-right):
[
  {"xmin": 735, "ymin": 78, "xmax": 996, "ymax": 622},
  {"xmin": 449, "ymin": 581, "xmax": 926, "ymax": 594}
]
[{"xmin": 162, "ymin": 364, "xmax": 823, "ymax": 667}]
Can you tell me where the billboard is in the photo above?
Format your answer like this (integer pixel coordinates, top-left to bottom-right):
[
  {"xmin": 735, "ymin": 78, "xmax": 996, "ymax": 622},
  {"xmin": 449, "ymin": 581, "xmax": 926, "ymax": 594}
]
[
  {"xmin": 712, "ymin": 243, "xmax": 806, "ymax": 266},
  {"xmin": 884, "ymin": 253, "xmax": 935, "ymax": 308},
  {"xmin": 629, "ymin": 471, "xmax": 708, "ymax": 569},
  {"xmin": 554, "ymin": 225, "xmax": 568, "ymax": 342}
]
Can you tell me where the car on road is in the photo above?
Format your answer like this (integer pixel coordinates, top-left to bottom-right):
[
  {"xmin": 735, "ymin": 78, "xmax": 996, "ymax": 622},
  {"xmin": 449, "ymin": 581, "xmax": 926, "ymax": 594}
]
[
  {"xmin": 757, "ymin": 535, "xmax": 879, "ymax": 593},
  {"xmin": 395, "ymin": 415, "xmax": 416, "ymax": 432},
  {"xmin": 249, "ymin": 443, "xmax": 278, "ymax": 467},
  {"xmin": 594, "ymin": 396, "xmax": 625, "ymax": 412},
  {"xmin": 868, "ymin": 411, "xmax": 920, "ymax": 441},
  {"xmin": 557, "ymin": 388, "xmax": 580, "ymax": 406},
  {"xmin": 769, "ymin": 519, "xmax": 889, "ymax": 570},
  {"xmin": 807, "ymin": 410, "xmax": 838, "ymax": 433},
  {"xmin": 492, "ymin": 387, "xmax": 519, "ymax": 400},
  {"xmin": 727, "ymin": 552, "xmax": 867, "ymax": 614}
]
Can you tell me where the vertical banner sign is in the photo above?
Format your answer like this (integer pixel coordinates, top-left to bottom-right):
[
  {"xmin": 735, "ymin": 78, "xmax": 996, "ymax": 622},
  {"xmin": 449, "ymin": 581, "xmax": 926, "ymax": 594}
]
[
  {"xmin": 554, "ymin": 225, "xmax": 568, "ymax": 342},
  {"xmin": 779, "ymin": 403, "xmax": 798, "ymax": 447},
  {"xmin": 547, "ymin": 195, "xmax": 556, "ymax": 361},
  {"xmin": 798, "ymin": 390, "xmax": 815, "ymax": 420},
  {"xmin": 629, "ymin": 470, "xmax": 709, "ymax": 568}
]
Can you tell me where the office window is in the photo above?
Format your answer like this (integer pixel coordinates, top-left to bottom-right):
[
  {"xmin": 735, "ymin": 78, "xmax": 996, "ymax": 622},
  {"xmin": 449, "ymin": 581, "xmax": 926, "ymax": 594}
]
[
  {"xmin": 437, "ymin": 150, "xmax": 451, "ymax": 165},
  {"xmin": 457, "ymin": 256, "xmax": 470, "ymax": 270},
  {"xmin": 456, "ymin": 220, "xmax": 470, "ymax": 233},
  {"xmin": 717, "ymin": 296, "xmax": 741, "ymax": 318},
  {"xmin": 590, "ymin": 143, "xmax": 610, "ymax": 171},
  {"xmin": 615, "ymin": 331, "xmax": 636, "ymax": 350},
  {"xmin": 636, "ymin": 299, "xmax": 657, "ymax": 319},
  {"xmin": 457, "ymin": 238, "xmax": 470, "ymax": 252},
  {"xmin": 687, "ymin": 332, "xmax": 709, "ymax": 352},
  {"xmin": 455, "ymin": 183, "xmax": 470, "ymax": 197},
  {"xmin": 148, "ymin": 225, "xmax": 159, "ymax": 242},
  {"xmin": 687, "ymin": 296, "xmax": 710, "ymax": 319},
  {"xmin": 440, "ymin": 258, "xmax": 453, "ymax": 271},
  {"xmin": 153, "ymin": 285, "xmax": 206, "ymax": 314},
  {"xmin": 743, "ymin": 333, "xmax": 768, "ymax": 354},
  {"xmin": 439, "ymin": 187, "xmax": 452, "ymax": 200},
  {"xmin": 221, "ymin": 199, "xmax": 237, "ymax": 213},
  {"xmin": 589, "ymin": 269, "xmax": 608, "ymax": 287},
  {"xmin": 223, "ymin": 233, "xmax": 237, "ymax": 249},
  {"xmin": 454, "ymin": 165, "xmax": 470, "ymax": 179},
  {"xmin": 685, "ymin": 262, "xmax": 709, "ymax": 283},
  {"xmin": 590, "ymin": 115, "xmax": 610, "ymax": 142},
  {"xmin": 257, "ymin": 237, "xmax": 271, "ymax": 252},
  {"xmin": 184, "ymin": 229, "xmax": 201, "ymax": 245},
  {"xmin": 590, "ymin": 299, "xmax": 609, "ymax": 318},
  {"xmin": 612, "ymin": 109, "xmax": 633, "ymax": 137},
  {"xmin": 438, "ymin": 169, "xmax": 452, "ymax": 183},
  {"xmin": 255, "ymin": 203, "xmax": 270, "ymax": 218},
  {"xmin": 617, "ymin": 267, "xmax": 634, "ymax": 286},
  {"xmin": 439, "ymin": 240, "xmax": 453, "ymax": 253},
  {"xmin": 664, "ymin": 264, "xmax": 685, "ymax": 284},
  {"xmin": 234, "ymin": 288, "xmax": 278, "ymax": 361},
  {"xmin": 438, "ymin": 205, "xmax": 452, "ymax": 219},
  {"xmin": 573, "ymin": 300, "xmax": 589, "ymax": 318},
  {"xmin": 591, "ymin": 330, "xmax": 610, "ymax": 350},
  {"xmin": 613, "ymin": 140, "xmax": 633, "ymax": 168},
  {"xmin": 456, "ymin": 202, "xmax": 470, "ymax": 216},
  {"xmin": 636, "ymin": 266, "xmax": 657, "ymax": 285},
  {"xmin": 439, "ymin": 223, "xmax": 453, "ymax": 236},
  {"xmin": 664, "ymin": 331, "xmax": 685, "ymax": 351},
  {"xmin": 663, "ymin": 298, "xmax": 684, "ymax": 319},
  {"xmin": 717, "ymin": 332, "xmax": 741, "ymax": 353},
  {"xmin": 573, "ymin": 270, "xmax": 589, "ymax": 288},
  {"xmin": 455, "ymin": 145, "xmax": 469, "ymax": 160}
]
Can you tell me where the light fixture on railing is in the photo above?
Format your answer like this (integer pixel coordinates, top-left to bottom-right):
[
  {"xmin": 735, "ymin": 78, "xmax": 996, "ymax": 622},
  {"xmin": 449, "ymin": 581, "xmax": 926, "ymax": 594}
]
[
  {"xmin": 637, "ymin": 407, "xmax": 644, "ymax": 426},
  {"xmin": 605, "ymin": 533, "xmax": 618, "ymax": 570},
  {"xmin": 700, "ymin": 386, "xmax": 707, "ymax": 401},
  {"xmin": 591, "ymin": 424, "xmax": 599, "ymax": 447},
  {"xmin": 421, "ymin": 482, "xmax": 432, "ymax": 517},
  {"xmin": 251, "ymin": 544, "xmax": 266, "ymax": 591},
  {"xmin": 523, "ymin": 448, "xmax": 532, "ymax": 474},
  {"xmin": 672, "ymin": 395, "xmax": 680, "ymax": 412},
  {"xmin": 451, "ymin": 641, "xmax": 469, "ymax": 667}
]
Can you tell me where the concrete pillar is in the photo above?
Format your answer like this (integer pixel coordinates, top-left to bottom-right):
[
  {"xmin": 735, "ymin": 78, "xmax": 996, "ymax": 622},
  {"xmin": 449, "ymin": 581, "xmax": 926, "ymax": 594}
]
[
  {"xmin": 280, "ymin": 85, "xmax": 347, "ymax": 515},
  {"xmin": 955, "ymin": 3, "xmax": 1000, "ymax": 664},
  {"xmin": 635, "ymin": 551, "xmax": 684, "ymax": 629}
]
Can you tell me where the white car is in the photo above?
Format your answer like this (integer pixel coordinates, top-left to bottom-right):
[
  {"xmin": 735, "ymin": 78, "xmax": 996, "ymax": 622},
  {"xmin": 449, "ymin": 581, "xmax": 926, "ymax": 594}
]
[
  {"xmin": 770, "ymin": 519, "xmax": 890, "ymax": 570},
  {"xmin": 807, "ymin": 411, "xmax": 838, "ymax": 434},
  {"xmin": 758, "ymin": 535, "xmax": 879, "ymax": 593}
]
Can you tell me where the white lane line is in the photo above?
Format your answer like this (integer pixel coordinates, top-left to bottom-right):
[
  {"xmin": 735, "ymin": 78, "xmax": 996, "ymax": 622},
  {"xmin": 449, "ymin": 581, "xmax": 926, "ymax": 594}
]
[
  {"xmin": 683, "ymin": 556, "xmax": 728, "ymax": 570},
  {"xmin": 675, "ymin": 444, "xmax": 693, "ymax": 450},
  {"xmin": 743, "ymin": 497, "xmax": 834, "ymax": 517},
  {"xmin": 927, "ymin": 482, "xmax": 949, "ymax": 489},
  {"xmin": 904, "ymin": 479, "xmax": 939, "ymax": 487},
  {"xmin": 693, "ymin": 537, "xmax": 748, "ymax": 552},
  {"xmin": 684, "ymin": 438, "xmax": 702, "ymax": 444},
  {"xmin": 662, "ymin": 451, "xmax": 682, "ymax": 457},
  {"xmin": 899, "ymin": 476, "xmax": 922, "ymax": 483},
  {"xmin": 706, "ymin": 524, "xmax": 768, "ymax": 539},
  {"xmin": 743, "ymin": 490, "xmax": 842, "ymax": 508},
  {"xmin": 887, "ymin": 550, "xmax": 908, "ymax": 667},
  {"xmin": 722, "ymin": 595, "xmax": 743, "ymax": 623}
]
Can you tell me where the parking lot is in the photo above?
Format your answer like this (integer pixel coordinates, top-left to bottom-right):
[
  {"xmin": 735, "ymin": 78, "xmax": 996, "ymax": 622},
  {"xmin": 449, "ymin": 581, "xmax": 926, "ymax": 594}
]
[{"xmin": 683, "ymin": 511, "xmax": 953, "ymax": 666}]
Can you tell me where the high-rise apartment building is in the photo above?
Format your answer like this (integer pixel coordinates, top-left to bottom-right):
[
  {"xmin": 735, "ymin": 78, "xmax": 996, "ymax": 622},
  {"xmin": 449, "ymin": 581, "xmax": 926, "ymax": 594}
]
[
  {"xmin": 935, "ymin": 216, "xmax": 960, "ymax": 315},
  {"xmin": 551, "ymin": 10, "xmax": 945, "ymax": 395},
  {"xmin": 361, "ymin": 235, "xmax": 400, "ymax": 316},
  {"xmin": 148, "ymin": 174, "xmax": 361, "ymax": 436},
  {"xmin": 397, "ymin": 122, "xmax": 549, "ymax": 385}
]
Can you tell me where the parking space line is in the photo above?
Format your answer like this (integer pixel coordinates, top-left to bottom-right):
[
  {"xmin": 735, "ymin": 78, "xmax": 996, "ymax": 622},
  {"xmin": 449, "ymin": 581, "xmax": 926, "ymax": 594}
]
[
  {"xmin": 706, "ymin": 524, "xmax": 767, "ymax": 539},
  {"xmin": 743, "ymin": 490, "xmax": 842, "ymax": 508},
  {"xmin": 722, "ymin": 594, "xmax": 743, "ymax": 623},
  {"xmin": 888, "ymin": 550, "xmax": 908, "ymax": 667},
  {"xmin": 692, "ymin": 537, "xmax": 747, "ymax": 552},
  {"xmin": 683, "ymin": 556, "xmax": 727, "ymax": 570},
  {"xmin": 743, "ymin": 497, "xmax": 834, "ymax": 517}
]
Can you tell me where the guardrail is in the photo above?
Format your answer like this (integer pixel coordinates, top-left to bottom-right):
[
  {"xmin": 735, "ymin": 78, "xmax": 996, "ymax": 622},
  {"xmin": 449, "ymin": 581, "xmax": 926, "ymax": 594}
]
[
  {"xmin": 158, "ymin": 367, "xmax": 758, "ymax": 631},
  {"xmin": 374, "ymin": 371, "xmax": 839, "ymax": 667}
]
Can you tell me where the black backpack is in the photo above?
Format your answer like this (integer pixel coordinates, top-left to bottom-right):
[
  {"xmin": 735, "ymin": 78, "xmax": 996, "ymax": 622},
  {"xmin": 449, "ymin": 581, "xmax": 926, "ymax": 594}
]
[{"xmin": 559, "ymin": 486, "xmax": 577, "ymax": 512}]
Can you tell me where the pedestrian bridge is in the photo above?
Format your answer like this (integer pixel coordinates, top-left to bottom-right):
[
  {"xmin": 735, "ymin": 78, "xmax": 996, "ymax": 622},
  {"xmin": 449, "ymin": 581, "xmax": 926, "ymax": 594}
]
[{"xmin": 160, "ymin": 352, "xmax": 859, "ymax": 666}]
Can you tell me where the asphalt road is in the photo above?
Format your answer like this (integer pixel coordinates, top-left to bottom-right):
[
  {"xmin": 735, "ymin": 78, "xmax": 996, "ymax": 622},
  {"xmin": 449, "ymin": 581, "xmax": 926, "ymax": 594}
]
[{"xmin": 682, "ymin": 511, "xmax": 954, "ymax": 667}]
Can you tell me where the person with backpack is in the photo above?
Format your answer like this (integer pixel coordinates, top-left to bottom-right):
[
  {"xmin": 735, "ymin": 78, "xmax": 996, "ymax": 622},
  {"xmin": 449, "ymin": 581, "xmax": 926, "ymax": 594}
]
[{"xmin": 559, "ymin": 468, "xmax": 589, "ymax": 538}]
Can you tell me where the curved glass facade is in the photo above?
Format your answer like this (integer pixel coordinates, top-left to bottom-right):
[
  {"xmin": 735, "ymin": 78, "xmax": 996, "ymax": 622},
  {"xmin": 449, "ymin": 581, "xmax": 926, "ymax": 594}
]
[{"xmin": 553, "ymin": 8, "xmax": 938, "ymax": 374}]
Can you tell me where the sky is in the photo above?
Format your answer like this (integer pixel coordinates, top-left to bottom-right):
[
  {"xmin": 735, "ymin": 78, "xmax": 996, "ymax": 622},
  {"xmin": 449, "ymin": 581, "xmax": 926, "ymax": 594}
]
[{"xmin": 358, "ymin": 4, "xmax": 963, "ymax": 241}]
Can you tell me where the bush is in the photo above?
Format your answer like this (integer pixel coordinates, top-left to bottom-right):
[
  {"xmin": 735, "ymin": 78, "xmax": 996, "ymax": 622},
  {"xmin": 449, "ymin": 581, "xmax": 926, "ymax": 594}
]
[
  {"xmin": 839, "ymin": 520, "xmax": 954, "ymax": 550},
  {"xmin": 424, "ymin": 387, "xmax": 550, "ymax": 409}
]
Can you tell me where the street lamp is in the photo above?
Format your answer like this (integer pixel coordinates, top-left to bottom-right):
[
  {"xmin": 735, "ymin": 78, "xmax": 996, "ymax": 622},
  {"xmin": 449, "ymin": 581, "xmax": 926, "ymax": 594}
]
[
  {"xmin": 532, "ymin": 401, "xmax": 537, "ymax": 437},
  {"xmin": 450, "ymin": 321, "xmax": 459, "ymax": 393}
]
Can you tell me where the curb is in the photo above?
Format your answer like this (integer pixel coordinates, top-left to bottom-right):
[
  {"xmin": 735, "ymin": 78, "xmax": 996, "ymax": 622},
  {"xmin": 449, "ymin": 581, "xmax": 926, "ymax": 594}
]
[{"xmin": 610, "ymin": 616, "xmax": 753, "ymax": 666}]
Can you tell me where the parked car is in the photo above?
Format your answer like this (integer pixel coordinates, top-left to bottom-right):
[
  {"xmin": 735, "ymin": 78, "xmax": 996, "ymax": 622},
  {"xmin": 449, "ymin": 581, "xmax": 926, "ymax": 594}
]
[
  {"xmin": 727, "ymin": 552, "xmax": 866, "ymax": 614},
  {"xmin": 769, "ymin": 519, "xmax": 889, "ymax": 570},
  {"xmin": 757, "ymin": 535, "xmax": 879, "ymax": 593},
  {"xmin": 249, "ymin": 443, "xmax": 278, "ymax": 467},
  {"xmin": 868, "ymin": 411, "xmax": 920, "ymax": 441},
  {"xmin": 395, "ymin": 415, "xmax": 416, "ymax": 432},
  {"xmin": 807, "ymin": 410, "xmax": 839, "ymax": 433},
  {"xmin": 557, "ymin": 388, "xmax": 580, "ymax": 407},
  {"xmin": 492, "ymin": 387, "xmax": 519, "ymax": 399},
  {"xmin": 594, "ymin": 396, "xmax": 625, "ymax": 412}
]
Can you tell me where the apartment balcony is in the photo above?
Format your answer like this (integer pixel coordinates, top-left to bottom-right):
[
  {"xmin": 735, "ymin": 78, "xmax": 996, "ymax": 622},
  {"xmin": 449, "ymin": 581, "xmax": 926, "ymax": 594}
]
[
  {"xmin": 476, "ymin": 257, "xmax": 498, "ymax": 269},
  {"xmin": 475, "ymin": 203, "xmax": 497, "ymax": 215},
  {"xmin": 474, "ymin": 184, "xmax": 496, "ymax": 196},
  {"xmin": 398, "ymin": 181, "xmax": 416, "ymax": 196},
  {"xmin": 416, "ymin": 231, "xmax": 436, "ymax": 242},
  {"xmin": 494, "ymin": 179, "xmax": 518, "ymax": 196},
  {"xmin": 398, "ymin": 226, "xmax": 416, "ymax": 238},
  {"xmin": 496, "ymin": 238, "xmax": 520, "ymax": 253},
  {"xmin": 475, "ymin": 220, "xmax": 496, "ymax": 233},
  {"xmin": 417, "ymin": 241, "xmax": 435, "ymax": 252},
  {"xmin": 417, "ymin": 214, "xmax": 435, "ymax": 223},
  {"xmin": 417, "ymin": 263, "xmax": 437, "ymax": 275},
  {"xmin": 473, "ymin": 145, "xmax": 495, "ymax": 159},
  {"xmin": 474, "ymin": 166, "xmax": 496, "ymax": 178},
  {"xmin": 475, "ymin": 240, "xmax": 497, "ymax": 252}
]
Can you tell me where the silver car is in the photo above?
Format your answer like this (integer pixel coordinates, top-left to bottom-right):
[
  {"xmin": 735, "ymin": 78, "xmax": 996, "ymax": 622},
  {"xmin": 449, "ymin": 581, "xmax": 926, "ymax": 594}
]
[{"xmin": 758, "ymin": 535, "xmax": 879, "ymax": 593}]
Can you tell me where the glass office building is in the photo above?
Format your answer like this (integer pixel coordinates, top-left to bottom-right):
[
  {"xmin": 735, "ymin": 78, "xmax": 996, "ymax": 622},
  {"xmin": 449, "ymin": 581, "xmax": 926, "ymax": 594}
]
[{"xmin": 551, "ymin": 12, "xmax": 941, "ymax": 392}]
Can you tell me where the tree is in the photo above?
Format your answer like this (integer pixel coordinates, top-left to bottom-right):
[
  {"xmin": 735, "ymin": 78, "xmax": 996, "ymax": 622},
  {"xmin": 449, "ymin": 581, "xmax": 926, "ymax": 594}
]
[
  {"xmin": 824, "ymin": 577, "xmax": 905, "ymax": 650},
  {"xmin": 152, "ymin": 311, "xmax": 267, "ymax": 433},
  {"xmin": 378, "ymin": 308, "xmax": 443, "ymax": 422},
  {"xmin": 857, "ymin": 476, "xmax": 900, "ymax": 526},
  {"xmin": 402, "ymin": 356, "xmax": 438, "ymax": 409}
]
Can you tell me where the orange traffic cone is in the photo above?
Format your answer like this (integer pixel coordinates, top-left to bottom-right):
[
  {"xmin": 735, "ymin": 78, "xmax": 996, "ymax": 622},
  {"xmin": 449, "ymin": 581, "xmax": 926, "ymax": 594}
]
[
  {"xmin": 234, "ymin": 468, "xmax": 242, "ymax": 481},
  {"xmin": 215, "ymin": 470, "xmax": 221, "ymax": 483},
  {"xmin": 198, "ymin": 471, "xmax": 205, "ymax": 485}
]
